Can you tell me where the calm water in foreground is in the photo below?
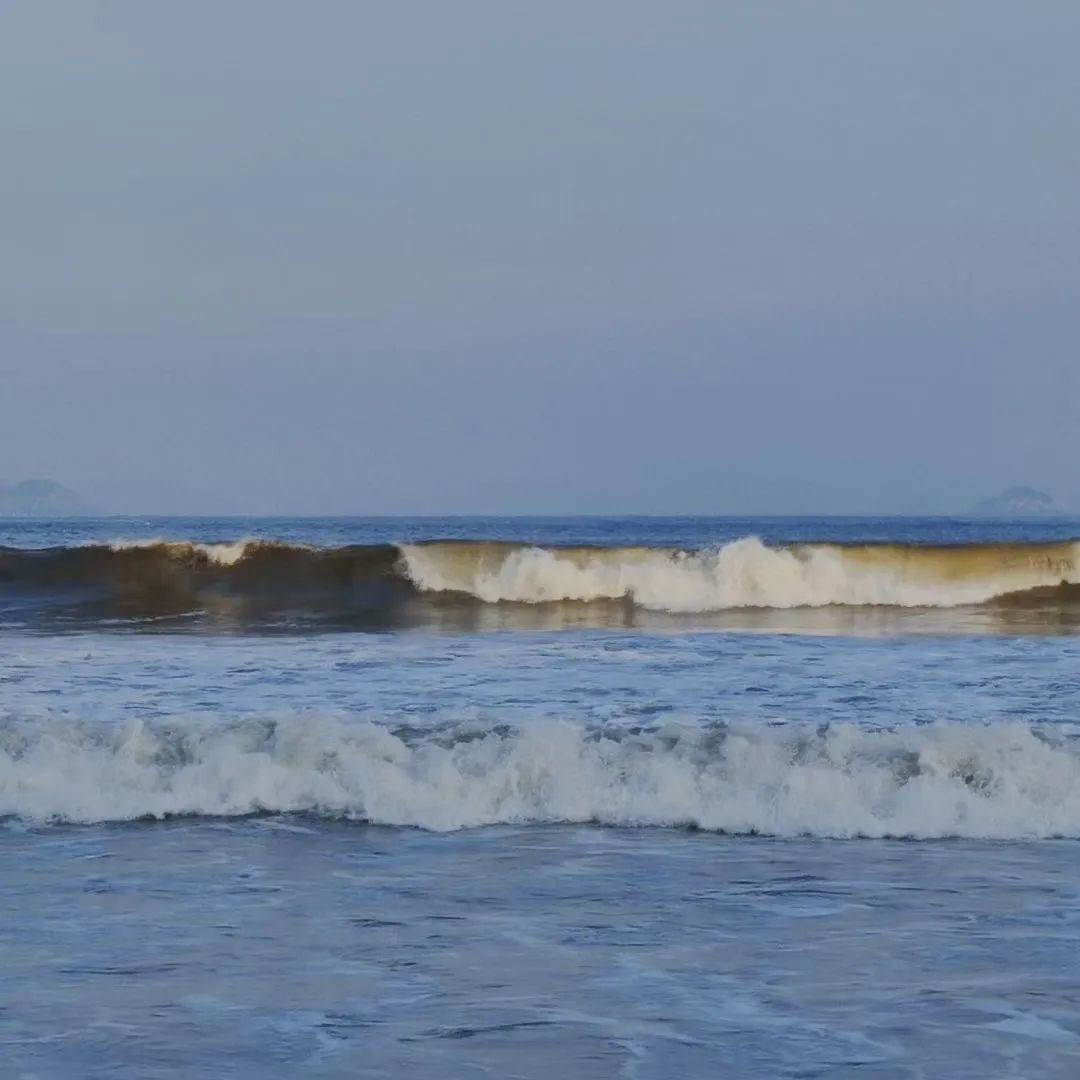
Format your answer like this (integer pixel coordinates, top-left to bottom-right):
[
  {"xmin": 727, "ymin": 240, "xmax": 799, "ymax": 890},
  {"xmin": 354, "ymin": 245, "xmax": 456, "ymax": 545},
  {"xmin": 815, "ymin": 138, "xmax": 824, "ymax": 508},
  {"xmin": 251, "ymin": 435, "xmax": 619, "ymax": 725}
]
[{"xmin": 3, "ymin": 516, "xmax": 1080, "ymax": 1078}]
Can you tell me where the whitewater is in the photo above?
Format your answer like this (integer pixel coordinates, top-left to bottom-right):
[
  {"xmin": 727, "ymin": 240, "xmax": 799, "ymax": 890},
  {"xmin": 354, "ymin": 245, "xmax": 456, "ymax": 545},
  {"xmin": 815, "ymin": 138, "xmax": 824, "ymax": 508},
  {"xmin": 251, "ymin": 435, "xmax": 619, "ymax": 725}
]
[
  {"xmin": 401, "ymin": 536, "xmax": 1080, "ymax": 609},
  {"xmin": 4, "ymin": 713, "xmax": 1079, "ymax": 838}
]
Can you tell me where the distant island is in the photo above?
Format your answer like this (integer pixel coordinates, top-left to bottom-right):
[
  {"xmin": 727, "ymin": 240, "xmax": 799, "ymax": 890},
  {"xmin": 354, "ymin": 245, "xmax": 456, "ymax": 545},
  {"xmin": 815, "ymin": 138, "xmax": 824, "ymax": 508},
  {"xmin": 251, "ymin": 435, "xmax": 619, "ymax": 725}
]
[
  {"xmin": 0, "ymin": 478, "xmax": 95, "ymax": 517},
  {"xmin": 969, "ymin": 485, "xmax": 1069, "ymax": 517}
]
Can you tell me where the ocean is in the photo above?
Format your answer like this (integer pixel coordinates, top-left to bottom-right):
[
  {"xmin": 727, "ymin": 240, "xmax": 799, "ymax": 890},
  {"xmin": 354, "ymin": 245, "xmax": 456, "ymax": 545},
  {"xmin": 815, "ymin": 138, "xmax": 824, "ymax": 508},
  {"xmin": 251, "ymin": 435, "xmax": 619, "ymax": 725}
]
[{"xmin": 3, "ymin": 515, "xmax": 1080, "ymax": 1078}]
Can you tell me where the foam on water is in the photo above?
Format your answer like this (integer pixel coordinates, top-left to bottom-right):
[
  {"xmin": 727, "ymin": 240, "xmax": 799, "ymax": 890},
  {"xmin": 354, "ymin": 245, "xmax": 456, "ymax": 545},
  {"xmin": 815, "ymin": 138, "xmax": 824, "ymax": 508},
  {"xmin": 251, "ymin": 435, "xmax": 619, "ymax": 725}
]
[
  {"xmin": 401, "ymin": 537, "xmax": 1080, "ymax": 610},
  {"xmin": 3, "ymin": 714, "xmax": 1079, "ymax": 838}
]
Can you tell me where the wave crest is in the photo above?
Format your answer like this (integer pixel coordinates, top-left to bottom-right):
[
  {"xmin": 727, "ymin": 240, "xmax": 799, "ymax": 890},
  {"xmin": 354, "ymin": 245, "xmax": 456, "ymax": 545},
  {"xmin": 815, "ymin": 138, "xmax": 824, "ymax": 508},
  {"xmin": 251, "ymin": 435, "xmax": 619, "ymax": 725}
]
[
  {"xmin": 2, "ymin": 537, "xmax": 1078, "ymax": 626},
  {"xmin": 401, "ymin": 538, "xmax": 1080, "ymax": 610},
  {"xmin": 3, "ymin": 715, "xmax": 1078, "ymax": 838}
]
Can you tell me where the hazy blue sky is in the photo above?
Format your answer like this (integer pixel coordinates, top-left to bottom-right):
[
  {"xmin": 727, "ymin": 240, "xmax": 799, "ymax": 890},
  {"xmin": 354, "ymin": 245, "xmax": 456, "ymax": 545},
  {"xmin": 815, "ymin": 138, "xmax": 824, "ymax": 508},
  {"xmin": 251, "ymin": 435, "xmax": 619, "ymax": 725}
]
[{"xmin": 2, "ymin": 1, "xmax": 1078, "ymax": 514}]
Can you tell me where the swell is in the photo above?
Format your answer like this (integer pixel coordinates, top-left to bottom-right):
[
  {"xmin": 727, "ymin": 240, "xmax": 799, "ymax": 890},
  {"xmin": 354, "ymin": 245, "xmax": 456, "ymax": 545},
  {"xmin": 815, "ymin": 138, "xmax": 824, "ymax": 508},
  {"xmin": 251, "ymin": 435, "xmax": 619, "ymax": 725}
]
[
  {"xmin": 1, "ymin": 537, "xmax": 1079, "ymax": 626},
  {"xmin": 3, "ymin": 714, "xmax": 1079, "ymax": 839},
  {"xmin": 0, "ymin": 540, "xmax": 413, "ymax": 626}
]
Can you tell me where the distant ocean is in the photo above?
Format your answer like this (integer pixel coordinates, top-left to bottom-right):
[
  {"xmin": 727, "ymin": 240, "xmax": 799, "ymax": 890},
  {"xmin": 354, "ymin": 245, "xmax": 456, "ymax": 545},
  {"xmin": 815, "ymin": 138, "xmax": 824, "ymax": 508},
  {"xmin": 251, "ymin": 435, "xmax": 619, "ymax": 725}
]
[{"xmin": 4, "ymin": 516, "xmax": 1080, "ymax": 1078}]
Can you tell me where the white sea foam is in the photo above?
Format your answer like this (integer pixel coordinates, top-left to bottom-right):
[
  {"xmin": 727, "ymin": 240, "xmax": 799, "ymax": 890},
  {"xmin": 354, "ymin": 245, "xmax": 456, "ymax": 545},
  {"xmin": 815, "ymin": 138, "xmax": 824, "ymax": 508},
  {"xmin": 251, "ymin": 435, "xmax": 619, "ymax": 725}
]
[
  {"xmin": 3, "ymin": 715, "xmax": 1079, "ymax": 838},
  {"xmin": 400, "ymin": 537, "xmax": 1080, "ymax": 610}
]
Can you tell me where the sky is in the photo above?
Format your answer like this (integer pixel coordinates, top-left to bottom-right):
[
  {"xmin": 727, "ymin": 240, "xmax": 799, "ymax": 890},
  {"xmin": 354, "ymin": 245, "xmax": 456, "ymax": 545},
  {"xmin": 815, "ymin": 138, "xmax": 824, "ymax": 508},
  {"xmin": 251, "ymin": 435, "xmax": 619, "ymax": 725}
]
[{"xmin": 2, "ymin": 1, "xmax": 1078, "ymax": 515}]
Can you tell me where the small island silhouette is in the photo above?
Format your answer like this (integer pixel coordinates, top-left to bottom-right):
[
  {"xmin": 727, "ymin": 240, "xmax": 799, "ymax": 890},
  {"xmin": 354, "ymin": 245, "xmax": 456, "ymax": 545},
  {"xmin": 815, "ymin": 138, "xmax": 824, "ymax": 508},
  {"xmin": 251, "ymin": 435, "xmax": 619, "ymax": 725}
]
[
  {"xmin": 969, "ymin": 485, "xmax": 1068, "ymax": 517},
  {"xmin": 0, "ymin": 478, "xmax": 95, "ymax": 517}
]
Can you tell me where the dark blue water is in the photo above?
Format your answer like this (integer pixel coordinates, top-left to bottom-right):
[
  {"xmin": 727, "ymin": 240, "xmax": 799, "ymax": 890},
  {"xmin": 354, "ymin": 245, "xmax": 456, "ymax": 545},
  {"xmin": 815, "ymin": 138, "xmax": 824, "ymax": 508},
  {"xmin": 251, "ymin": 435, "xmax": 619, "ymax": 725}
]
[{"xmin": 5, "ymin": 512, "xmax": 1080, "ymax": 550}]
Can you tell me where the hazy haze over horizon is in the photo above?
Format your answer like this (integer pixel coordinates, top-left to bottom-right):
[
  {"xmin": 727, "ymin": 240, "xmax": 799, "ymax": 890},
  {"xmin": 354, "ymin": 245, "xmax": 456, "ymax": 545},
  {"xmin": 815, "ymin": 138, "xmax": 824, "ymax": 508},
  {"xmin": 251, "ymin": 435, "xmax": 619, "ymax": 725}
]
[{"xmin": 2, "ymin": 1, "xmax": 1078, "ymax": 515}]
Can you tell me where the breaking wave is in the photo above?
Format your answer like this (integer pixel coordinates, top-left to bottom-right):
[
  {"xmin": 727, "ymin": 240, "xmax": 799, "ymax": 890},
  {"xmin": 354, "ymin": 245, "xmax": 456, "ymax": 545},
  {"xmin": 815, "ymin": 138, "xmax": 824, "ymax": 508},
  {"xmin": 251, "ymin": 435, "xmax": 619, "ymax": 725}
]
[
  {"xmin": 3, "ymin": 715, "xmax": 1079, "ymax": 838},
  {"xmin": 1, "ymin": 537, "xmax": 1079, "ymax": 627},
  {"xmin": 401, "ymin": 538, "xmax": 1080, "ymax": 609}
]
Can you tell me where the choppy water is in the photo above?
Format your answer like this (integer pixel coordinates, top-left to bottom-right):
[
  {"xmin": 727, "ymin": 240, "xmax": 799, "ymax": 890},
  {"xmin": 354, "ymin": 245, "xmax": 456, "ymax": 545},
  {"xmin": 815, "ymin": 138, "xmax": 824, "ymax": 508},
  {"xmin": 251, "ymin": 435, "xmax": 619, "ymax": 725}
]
[{"xmin": 4, "ymin": 516, "xmax": 1080, "ymax": 1078}]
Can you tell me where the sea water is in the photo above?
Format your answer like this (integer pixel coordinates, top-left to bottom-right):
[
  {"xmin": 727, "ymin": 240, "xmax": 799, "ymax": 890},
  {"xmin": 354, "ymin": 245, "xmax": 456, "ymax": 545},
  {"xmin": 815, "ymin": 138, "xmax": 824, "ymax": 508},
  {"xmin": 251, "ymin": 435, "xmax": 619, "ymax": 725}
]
[{"xmin": 3, "ymin": 516, "xmax": 1080, "ymax": 1078}]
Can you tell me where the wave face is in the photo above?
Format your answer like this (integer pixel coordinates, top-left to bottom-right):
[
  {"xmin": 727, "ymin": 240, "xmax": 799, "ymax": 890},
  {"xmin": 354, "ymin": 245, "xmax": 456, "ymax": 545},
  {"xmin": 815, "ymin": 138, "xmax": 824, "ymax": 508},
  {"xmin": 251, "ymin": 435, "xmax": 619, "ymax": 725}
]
[
  {"xmin": 1, "ymin": 537, "xmax": 1079, "ymax": 628},
  {"xmin": 402, "ymin": 538, "xmax": 1080, "ymax": 609},
  {"xmin": 2, "ymin": 715, "xmax": 1079, "ymax": 838},
  {"xmin": 0, "ymin": 540, "xmax": 412, "ymax": 627}
]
